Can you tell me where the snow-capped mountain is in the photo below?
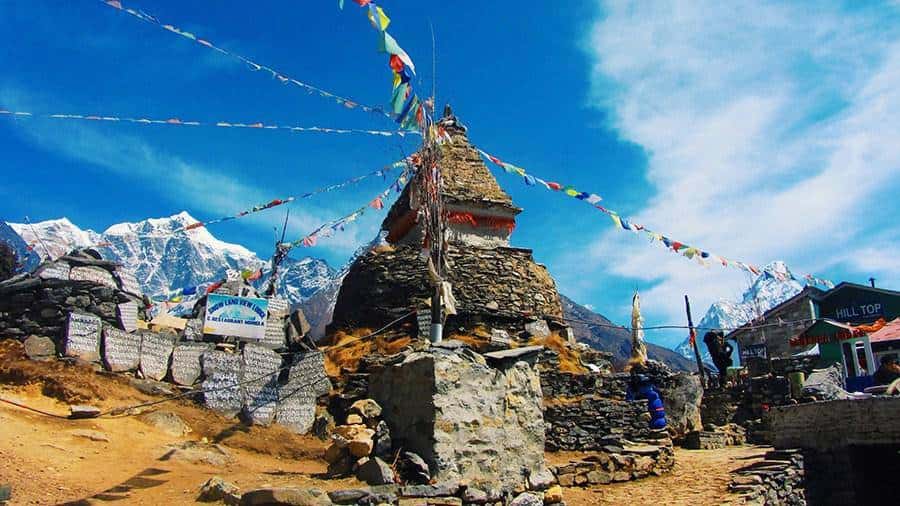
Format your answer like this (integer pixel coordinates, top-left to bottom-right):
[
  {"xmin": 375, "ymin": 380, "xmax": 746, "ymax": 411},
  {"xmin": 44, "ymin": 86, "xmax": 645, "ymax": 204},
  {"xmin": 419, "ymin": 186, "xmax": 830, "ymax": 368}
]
[
  {"xmin": 0, "ymin": 220, "xmax": 41, "ymax": 274},
  {"xmin": 675, "ymin": 261, "xmax": 806, "ymax": 364},
  {"xmin": 10, "ymin": 212, "xmax": 335, "ymax": 306}
]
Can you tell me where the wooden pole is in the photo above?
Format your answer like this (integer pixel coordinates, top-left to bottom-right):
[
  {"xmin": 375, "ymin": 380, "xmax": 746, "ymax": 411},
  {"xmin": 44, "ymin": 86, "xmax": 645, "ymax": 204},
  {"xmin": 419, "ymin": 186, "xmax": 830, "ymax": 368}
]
[{"xmin": 685, "ymin": 295, "xmax": 707, "ymax": 389}]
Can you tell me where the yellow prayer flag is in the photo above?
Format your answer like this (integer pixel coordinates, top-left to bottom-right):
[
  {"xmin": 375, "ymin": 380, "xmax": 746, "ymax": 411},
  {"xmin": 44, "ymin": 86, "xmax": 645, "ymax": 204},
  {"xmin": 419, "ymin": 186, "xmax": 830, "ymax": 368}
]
[{"xmin": 368, "ymin": 6, "xmax": 390, "ymax": 31}]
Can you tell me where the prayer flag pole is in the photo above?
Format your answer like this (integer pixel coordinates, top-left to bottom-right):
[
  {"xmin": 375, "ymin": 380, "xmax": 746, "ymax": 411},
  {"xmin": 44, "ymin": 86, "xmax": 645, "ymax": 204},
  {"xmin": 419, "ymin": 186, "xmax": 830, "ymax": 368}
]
[{"xmin": 685, "ymin": 295, "xmax": 707, "ymax": 389}]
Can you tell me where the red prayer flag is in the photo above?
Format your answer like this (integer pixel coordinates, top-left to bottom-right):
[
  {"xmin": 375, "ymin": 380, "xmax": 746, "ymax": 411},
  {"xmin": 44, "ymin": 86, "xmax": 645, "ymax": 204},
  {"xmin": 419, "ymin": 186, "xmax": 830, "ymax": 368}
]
[
  {"xmin": 547, "ymin": 182, "xmax": 562, "ymax": 191},
  {"xmin": 689, "ymin": 328, "xmax": 696, "ymax": 346},
  {"xmin": 184, "ymin": 222, "xmax": 205, "ymax": 231},
  {"xmin": 353, "ymin": 0, "xmax": 372, "ymax": 5},
  {"xmin": 370, "ymin": 197, "xmax": 384, "ymax": 210},
  {"xmin": 672, "ymin": 241, "xmax": 683, "ymax": 252},
  {"xmin": 389, "ymin": 54, "xmax": 404, "ymax": 73}
]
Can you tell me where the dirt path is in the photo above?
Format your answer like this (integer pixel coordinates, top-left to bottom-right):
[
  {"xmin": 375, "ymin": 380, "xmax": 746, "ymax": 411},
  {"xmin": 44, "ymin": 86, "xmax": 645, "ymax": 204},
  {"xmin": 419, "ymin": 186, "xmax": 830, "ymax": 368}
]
[
  {"xmin": 560, "ymin": 446, "xmax": 768, "ymax": 506},
  {"xmin": 0, "ymin": 341, "xmax": 767, "ymax": 505},
  {"xmin": 0, "ymin": 385, "xmax": 364, "ymax": 505}
]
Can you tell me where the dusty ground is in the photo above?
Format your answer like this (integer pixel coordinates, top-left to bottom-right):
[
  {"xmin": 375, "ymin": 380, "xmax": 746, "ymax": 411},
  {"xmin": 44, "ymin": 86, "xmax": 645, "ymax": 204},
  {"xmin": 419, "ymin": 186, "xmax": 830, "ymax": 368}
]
[
  {"xmin": 556, "ymin": 446, "xmax": 768, "ymax": 506},
  {"xmin": 0, "ymin": 340, "xmax": 765, "ymax": 505}
]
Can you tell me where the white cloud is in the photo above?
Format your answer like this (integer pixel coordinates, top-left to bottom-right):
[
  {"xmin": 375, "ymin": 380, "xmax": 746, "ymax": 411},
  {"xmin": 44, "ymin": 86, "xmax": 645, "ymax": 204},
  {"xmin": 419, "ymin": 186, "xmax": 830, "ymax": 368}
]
[{"xmin": 584, "ymin": 1, "xmax": 900, "ymax": 329}]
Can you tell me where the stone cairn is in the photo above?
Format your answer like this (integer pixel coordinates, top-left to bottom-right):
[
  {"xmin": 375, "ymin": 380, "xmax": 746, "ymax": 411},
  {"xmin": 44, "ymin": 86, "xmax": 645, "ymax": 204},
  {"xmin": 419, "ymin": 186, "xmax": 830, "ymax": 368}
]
[{"xmin": 0, "ymin": 249, "xmax": 330, "ymax": 433}]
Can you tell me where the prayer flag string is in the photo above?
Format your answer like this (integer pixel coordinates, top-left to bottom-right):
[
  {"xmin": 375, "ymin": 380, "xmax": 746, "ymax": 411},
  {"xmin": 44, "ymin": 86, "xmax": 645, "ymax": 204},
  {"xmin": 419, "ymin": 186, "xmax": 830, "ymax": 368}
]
[
  {"xmin": 174, "ymin": 158, "xmax": 411, "ymax": 234},
  {"xmin": 0, "ymin": 109, "xmax": 414, "ymax": 138},
  {"xmin": 281, "ymin": 165, "xmax": 412, "ymax": 251},
  {"xmin": 341, "ymin": 0, "xmax": 430, "ymax": 133},
  {"xmin": 99, "ymin": 0, "xmax": 391, "ymax": 120},
  {"xmin": 476, "ymin": 147, "xmax": 834, "ymax": 289}
]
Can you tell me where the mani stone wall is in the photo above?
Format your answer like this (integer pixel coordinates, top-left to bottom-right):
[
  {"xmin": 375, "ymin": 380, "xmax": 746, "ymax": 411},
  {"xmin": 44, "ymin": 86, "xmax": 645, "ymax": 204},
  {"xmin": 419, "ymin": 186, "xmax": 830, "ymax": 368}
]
[
  {"xmin": 0, "ymin": 257, "xmax": 144, "ymax": 342},
  {"xmin": 368, "ymin": 347, "xmax": 549, "ymax": 494},
  {"xmin": 329, "ymin": 243, "xmax": 563, "ymax": 337}
]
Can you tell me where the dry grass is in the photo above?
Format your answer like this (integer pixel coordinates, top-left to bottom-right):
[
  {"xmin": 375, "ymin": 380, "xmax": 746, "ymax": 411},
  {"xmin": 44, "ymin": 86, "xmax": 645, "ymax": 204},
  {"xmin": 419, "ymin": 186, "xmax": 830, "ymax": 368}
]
[
  {"xmin": 321, "ymin": 329, "xmax": 411, "ymax": 377},
  {"xmin": 528, "ymin": 332, "xmax": 585, "ymax": 374}
]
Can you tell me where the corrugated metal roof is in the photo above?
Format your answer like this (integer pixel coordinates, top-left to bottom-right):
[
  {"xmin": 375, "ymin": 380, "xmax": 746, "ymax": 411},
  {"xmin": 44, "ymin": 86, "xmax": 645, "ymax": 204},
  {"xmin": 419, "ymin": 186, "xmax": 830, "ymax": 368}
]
[{"xmin": 869, "ymin": 317, "xmax": 900, "ymax": 343}]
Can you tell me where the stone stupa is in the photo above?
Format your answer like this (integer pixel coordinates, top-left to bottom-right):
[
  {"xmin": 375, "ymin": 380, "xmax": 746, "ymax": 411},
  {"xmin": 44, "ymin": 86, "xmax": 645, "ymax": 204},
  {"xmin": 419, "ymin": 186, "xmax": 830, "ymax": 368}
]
[{"xmin": 328, "ymin": 107, "xmax": 564, "ymax": 340}]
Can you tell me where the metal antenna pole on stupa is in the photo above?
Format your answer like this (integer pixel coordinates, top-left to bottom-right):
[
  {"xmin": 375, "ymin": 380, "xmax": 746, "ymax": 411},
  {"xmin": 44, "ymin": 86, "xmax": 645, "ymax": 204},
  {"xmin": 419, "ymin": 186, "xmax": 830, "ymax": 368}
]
[
  {"xmin": 422, "ymin": 99, "xmax": 446, "ymax": 343},
  {"xmin": 265, "ymin": 209, "xmax": 291, "ymax": 297}
]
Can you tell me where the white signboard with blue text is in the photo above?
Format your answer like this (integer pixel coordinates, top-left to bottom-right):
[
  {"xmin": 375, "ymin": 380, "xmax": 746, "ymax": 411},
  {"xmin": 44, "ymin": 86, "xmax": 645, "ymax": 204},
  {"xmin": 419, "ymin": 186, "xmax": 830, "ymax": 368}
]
[{"xmin": 203, "ymin": 294, "xmax": 269, "ymax": 341}]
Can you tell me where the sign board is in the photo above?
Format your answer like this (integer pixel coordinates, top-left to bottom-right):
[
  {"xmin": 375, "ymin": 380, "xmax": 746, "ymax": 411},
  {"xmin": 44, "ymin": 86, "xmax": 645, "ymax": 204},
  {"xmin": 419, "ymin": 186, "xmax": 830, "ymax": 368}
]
[
  {"xmin": 38, "ymin": 262, "xmax": 70, "ymax": 281},
  {"xmin": 417, "ymin": 308, "xmax": 432, "ymax": 340},
  {"xmin": 834, "ymin": 302, "xmax": 884, "ymax": 322},
  {"xmin": 102, "ymin": 326, "xmax": 142, "ymax": 372},
  {"xmin": 70, "ymin": 266, "xmax": 118, "ymax": 289},
  {"xmin": 139, "ymin": 332, "xmax": 175, "ymax": 381},
  {"xmin": 171, "ymin": 342, "xmax": 213, "ymax": 386},
  {"xmin": 201, "ymin": 351, "xmax": 244, "ymax": 416},
  {"xmin": 242, "ymin": 343, "xmax": 283, "ymax": 426},
  {"xmin": 203, "ymin": 294, "xmax": 269, "ymax": 340},
  {"xmin": 115, "ymin": 269, "xmax": 142, "ymax": 296},
  {"xmin": 117, "ymin": 301, "xmax": 139, "ymax": 333},
  {"xmin": 740, "ymin": 343, "xmax": 768, "ymax": 360},
  {"xmin": 65, "ymin": 312, "xmax": 102, "ymax": 361}
]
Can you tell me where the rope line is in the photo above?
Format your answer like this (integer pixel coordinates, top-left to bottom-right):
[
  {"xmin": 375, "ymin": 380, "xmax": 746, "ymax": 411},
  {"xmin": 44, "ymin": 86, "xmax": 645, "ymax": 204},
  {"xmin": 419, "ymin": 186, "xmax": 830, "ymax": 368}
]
[{"xmin": 99, "ymin": 0, "xmax": 391, "ymax": 121}]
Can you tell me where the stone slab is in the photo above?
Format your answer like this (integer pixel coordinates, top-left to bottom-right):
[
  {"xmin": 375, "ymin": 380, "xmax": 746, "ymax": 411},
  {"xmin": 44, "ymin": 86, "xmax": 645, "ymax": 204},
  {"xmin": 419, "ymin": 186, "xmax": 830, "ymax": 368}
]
[
  {"xmin": 115, "ymin": 269, "xmax": 142, "ymax": 296},
  {"xmin": 139, "ymin": 332, "xmax": 174, "ymax": 381},
  {"xmin": 117, "ymin": 301, "xmax": 138, "ymax": 333},
  {"xmin": 70, "ymin": 265, "xmax": 118, "ymax": 289},
  {"xmin": 65, "ymin": 312, "xmax": 102, "ymax": 361},
  {"xmin": 242, "ymin": 343, "xmax": 283, "ymax": 426},
  {"xmin": 171, "ymin": 342, "xmax": 213, "ymax": 386},
  {"xmin": 201, "ymin": 351, "xmax": 244, "ymax": 416},
  {"xmin": 38, "ymin": 261, "xmax": 70, "ymax": 281},
  {"xmin": 102, "ymin": 326, "xmax": 142, "ymax": 372}
]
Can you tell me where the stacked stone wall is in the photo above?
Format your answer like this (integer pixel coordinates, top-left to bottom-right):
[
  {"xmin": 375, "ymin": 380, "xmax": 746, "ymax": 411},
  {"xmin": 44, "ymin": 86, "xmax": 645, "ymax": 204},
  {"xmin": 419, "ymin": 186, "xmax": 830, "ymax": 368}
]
[
  {"xmin": 329, "ymin": 244, "xmax": 563, "ymax": 336},
  {"xmin": 729, "ymin": 449, "xmax": 806, "ymax": 505}
]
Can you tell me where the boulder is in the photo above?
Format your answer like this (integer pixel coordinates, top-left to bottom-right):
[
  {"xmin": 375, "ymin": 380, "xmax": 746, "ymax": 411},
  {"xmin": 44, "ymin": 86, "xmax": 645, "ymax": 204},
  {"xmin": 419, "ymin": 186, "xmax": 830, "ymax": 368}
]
[
  {"xmin": 328, "ymin": 489, "xmax": 370, "ymax": 505},
  {"xmin": 198, "ymin": 476, "xmax": 240, "ymax": 503},
  {"xmin": 373, "ymin": 420, "xmax": 392, "ymax": 459},
  {"xmin": 356, "ymin": 456, "xmax": 395, "ymax": 485},
  {"xmin": 139, "ymin": 410, "xmax": 192, "ymax": 437},
  {"xmin": 657, "ymin": 372, "xmax": 703, "ymax": 439},
  {"xmin": 349, "ymin": 399, "xmax": 382, "ymax": 423},
  {"xmin": 348, "ymin": 432, "xmax": 375, "ymax": 458},
  {"xmin": 398, "ymin": 451, "xmax": 431, "ymax": 484},
  {"xmin": 324, "ymin": 442, "xmax": 346, "ymax": 464},
  {"xmin": 346, "ymin": 414, "xmax": 363, "ymax": 425},
  {"xmin": 801, "ymin": 364, "xmax": 850, "ymax": 401},
  {"xmin": 165, "ymin": 441, "xmax": 231, "ymax": 467},
  {"xmin": 23, "ymin": 335, "xmax": 56, "ymax": 361},
  {"xmin": 544, "ymin": 485, "xmax": 563, "ymax": 504},
  {"xmin": 239, "ymin": 487, "xmax": 331, "ymax": 506},
  {"xmin": 524, "ymin": 320, "xmax": 551, "ymax": 339},
  {"xmin": 509, "ymin": 492, "xmax": 543, "ymax": 506}
]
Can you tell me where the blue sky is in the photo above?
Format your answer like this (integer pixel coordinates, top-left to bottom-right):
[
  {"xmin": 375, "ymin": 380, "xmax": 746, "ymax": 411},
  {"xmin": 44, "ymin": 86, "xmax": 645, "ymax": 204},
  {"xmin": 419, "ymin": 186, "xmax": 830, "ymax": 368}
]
[{"xmin": 2, "ymin": 1, "xmax": 899, "ymax": 349}]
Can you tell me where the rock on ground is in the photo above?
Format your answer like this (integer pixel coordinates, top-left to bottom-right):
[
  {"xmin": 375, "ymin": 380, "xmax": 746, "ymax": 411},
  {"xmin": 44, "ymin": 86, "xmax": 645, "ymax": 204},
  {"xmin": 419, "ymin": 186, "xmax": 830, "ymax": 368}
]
[
  {"xmin": 139, "ymin": 410, "xmax": 192, "ymax": 437},
  {"xmin": 239, "ymin": 487, "xmax": 331, "ymax": 506},
  {"xmin": 198, "ymin": 476, "xmax": 240, "ymax": 503}
]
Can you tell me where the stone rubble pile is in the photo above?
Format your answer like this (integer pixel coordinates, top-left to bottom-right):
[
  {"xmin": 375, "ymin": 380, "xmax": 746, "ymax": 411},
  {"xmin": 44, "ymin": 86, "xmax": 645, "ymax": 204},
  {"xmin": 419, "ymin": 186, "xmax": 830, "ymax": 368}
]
[
  {"xmin": 728, "ymin": 449, "xmax": 806, "ymax": 505},
  {"xmin": 683, "ymin": 423, "xmax": 747, "ymax": 450},
  {"xmin": 551, "ymin": 440, "xmax": 675, "ymax": 487}
]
